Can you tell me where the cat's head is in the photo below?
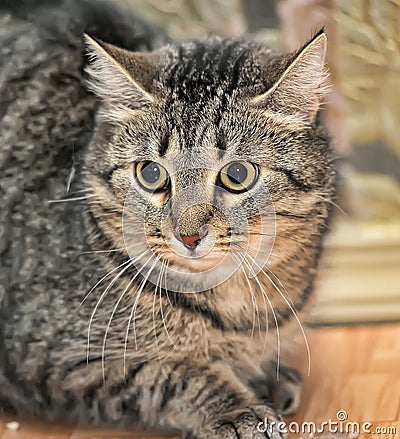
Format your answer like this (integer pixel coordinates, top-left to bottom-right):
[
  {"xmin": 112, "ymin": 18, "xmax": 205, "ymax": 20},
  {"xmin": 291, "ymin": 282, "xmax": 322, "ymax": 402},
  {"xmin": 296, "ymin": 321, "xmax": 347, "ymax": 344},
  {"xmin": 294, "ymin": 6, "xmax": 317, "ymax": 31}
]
[{"xmin": 84, "ymin": 31, "xmax": 335, "ymax": 293}]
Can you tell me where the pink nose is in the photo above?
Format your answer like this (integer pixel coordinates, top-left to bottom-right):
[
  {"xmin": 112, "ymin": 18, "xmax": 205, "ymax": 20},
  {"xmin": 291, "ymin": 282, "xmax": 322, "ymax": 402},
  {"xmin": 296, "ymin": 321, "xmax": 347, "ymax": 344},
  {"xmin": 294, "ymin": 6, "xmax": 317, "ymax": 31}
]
[{"xmin": 180, "ymin": 234, "xmax": 201, "ymax": 248}]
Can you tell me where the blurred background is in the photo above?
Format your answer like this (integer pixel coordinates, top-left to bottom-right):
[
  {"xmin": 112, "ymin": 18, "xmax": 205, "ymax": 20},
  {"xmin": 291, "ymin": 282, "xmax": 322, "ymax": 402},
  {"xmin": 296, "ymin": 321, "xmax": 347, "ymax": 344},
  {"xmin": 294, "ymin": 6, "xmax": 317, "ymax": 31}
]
[{"xmin": 118, "ymin": 0, "xmax": 400, "ymax": 325}]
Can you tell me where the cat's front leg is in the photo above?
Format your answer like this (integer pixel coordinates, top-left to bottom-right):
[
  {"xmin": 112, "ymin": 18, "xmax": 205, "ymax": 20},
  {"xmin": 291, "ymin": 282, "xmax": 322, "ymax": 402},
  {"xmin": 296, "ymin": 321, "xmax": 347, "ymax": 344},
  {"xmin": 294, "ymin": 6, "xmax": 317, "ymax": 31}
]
[{"xmin": 114, "ymin": 358, "xmax": 286, "ymax": 439}]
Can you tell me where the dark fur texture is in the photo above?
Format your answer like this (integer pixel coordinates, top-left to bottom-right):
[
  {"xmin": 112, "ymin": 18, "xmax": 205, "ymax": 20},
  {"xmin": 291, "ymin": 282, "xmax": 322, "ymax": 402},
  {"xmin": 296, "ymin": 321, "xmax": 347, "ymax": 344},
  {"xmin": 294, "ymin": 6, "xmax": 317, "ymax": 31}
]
[{"xmin": 0, "ymin": 1, "xmax": 335, "ymax": 437}]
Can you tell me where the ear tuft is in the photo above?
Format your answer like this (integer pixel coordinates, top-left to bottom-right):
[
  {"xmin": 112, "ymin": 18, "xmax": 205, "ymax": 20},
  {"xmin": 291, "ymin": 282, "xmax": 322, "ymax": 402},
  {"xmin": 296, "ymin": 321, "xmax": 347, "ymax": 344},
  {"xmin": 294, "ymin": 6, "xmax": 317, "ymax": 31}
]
[
  {"xmin": 252, "ymin": 31, "xmax": 329, "ymax": 123},
  {"xmin": 84, "ymin": 34, "xmax": 158, "ymax": 118}
]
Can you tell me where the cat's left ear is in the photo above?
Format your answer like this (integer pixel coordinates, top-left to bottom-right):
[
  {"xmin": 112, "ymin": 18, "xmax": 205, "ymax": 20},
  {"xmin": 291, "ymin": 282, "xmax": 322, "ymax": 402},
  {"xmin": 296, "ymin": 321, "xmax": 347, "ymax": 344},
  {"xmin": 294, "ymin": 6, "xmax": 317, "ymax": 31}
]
[
  {"xmin": 252, "ymin": 30, "xmax": 329, "ymax": 123},
  {"xmin": 84, "ymin": 34, "xmax": 158, "ymax": 110}
]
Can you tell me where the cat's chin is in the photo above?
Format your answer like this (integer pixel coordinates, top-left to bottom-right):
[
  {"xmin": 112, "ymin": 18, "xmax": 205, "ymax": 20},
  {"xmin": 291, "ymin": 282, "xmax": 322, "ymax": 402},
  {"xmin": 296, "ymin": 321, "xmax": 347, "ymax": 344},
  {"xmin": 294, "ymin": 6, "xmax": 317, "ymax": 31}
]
[{"xmin": 164, "ymin": 252, "xmax": 228, "ymax": 273}]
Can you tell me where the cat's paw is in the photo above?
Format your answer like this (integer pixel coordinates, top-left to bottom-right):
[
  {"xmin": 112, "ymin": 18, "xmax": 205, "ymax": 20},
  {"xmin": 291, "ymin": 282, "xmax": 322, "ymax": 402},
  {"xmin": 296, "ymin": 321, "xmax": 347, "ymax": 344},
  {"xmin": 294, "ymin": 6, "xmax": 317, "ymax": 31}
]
[
  {"xmin": 250, "ymin": 362, "xmax": 303, "ymax": 416},
  {"xmin": 269, "ymin": 364, "xmax": 302, "ymax": 416},
  {"xmin": 188, "ymin": 405, "xmax": 286, "ymax": 439}
]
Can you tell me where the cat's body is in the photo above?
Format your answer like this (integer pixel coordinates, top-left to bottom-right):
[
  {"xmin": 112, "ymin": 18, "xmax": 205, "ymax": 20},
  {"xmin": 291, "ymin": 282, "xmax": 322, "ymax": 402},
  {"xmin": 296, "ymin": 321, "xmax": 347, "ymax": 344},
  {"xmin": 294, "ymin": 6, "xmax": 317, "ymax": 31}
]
[{"xmin": 0, "ymin": 1, "xmax": 335, "ymax": 437}]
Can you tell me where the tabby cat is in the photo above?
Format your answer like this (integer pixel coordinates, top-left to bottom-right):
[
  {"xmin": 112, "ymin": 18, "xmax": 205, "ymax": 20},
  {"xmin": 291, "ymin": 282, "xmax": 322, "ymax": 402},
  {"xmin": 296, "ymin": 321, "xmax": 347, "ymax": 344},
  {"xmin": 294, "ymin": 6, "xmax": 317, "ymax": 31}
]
[{"xmin": 0, "ymin": 0, "xmax": 335, "ymax": 438}]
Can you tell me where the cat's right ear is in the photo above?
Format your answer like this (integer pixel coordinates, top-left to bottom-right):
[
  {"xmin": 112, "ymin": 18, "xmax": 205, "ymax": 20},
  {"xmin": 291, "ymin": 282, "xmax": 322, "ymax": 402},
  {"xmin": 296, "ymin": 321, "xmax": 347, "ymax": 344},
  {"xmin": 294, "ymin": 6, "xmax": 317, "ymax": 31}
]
[
  {"xmin": 251, "ymin": 30, "xmax": 329, "ymax": 124},
  {"xmin": 84, "ymin": 34, "xmax": 158, "ymax": 112}
]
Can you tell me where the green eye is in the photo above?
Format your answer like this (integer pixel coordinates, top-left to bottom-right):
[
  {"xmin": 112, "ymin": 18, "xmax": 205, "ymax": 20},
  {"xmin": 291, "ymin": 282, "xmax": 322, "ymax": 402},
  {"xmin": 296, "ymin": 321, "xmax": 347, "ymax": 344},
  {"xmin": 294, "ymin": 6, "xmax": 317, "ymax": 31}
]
[
  {"xmin": 135, "ymin": 161, "xmax": 170, "ymax": 192},
  {"xmin": 219, "ymin": 161, "xmax": 259, "ymax": 193}
]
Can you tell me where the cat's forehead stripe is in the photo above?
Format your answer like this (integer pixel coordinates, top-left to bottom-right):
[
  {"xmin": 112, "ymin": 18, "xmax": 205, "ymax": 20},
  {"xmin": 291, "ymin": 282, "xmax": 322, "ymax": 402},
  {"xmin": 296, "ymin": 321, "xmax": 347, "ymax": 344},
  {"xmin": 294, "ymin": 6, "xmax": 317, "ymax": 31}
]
[
  {"xmin": 158, "ymin": 134, "xmax": 170, "ymax": 157},
  {"xmin": 217, "ymin": 131, "xmax": 227, "ymax": 159}
]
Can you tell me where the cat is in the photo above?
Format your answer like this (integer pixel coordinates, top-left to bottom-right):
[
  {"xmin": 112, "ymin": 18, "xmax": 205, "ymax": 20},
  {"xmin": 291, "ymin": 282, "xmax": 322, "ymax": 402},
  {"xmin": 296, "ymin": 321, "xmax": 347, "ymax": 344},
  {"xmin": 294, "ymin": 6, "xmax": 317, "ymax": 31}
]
[{"xmin": 0, "ymin": 0, "xmax": 336, "ymax": 438}]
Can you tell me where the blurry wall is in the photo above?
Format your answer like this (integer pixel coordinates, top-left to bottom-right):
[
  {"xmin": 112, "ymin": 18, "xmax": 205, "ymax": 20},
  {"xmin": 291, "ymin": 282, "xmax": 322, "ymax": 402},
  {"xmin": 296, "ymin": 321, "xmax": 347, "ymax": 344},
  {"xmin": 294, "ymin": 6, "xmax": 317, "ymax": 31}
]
[
  {"xmin": 278, "ymin": 0, "xmax": 400, "ymax": 324},
  {"xmin": 117, "ymin": 0, "xmax": 247, "ymax": 39}
]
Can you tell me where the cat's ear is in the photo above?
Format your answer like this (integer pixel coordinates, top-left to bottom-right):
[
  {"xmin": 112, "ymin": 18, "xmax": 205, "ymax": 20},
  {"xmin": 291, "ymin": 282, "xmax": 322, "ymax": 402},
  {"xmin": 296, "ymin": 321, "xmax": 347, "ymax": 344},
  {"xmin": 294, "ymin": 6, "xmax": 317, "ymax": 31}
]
[
  {"xmin": 84, "ymin": 34, "xmax": 158, "ymax": 111},
  {"xmin": 252, "ymin": 30, "xmax": 329, "ymax": 123}
]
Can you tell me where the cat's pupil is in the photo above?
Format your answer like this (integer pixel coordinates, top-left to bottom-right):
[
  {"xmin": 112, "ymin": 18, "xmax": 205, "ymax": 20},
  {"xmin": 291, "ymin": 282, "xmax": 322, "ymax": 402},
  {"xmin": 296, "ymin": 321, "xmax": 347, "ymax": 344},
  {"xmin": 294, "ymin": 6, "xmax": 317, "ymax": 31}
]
[
  {"xmin": 227, "ymin": 162, "xmax": 247, "ymax": 184},
  {"xmin": 142, "ymin": 162, "xmax": 160, "ymax": 183}
]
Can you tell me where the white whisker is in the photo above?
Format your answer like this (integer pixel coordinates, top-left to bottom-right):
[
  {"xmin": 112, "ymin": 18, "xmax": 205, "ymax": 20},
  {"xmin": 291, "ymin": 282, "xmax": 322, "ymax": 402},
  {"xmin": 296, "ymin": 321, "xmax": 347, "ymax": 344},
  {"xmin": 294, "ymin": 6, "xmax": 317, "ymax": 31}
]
[
  {"xmin": 80, "ymin": 248, "xmax": 125, "ymax": 255},
  {"xmin": 314, "ymin": 193, "xmax": 347, "ymax": 216},
  {"xmin": 80, "ymin": 239, "xmax": 146, "ymax": 256},
  {"xmin": 48, "ymin": 194, "xmax": 95, "ymax": 204},
  {"xmin": 87, "ymin": 259, "xmax": 135, "ymax": 363},
  {"xmin": 160, "ymin": 260, "xmax": 176, "ymax": 349},
  {"xmin": 247, "ymin": 253, "xmax": 311, "ymax": 377},
  {"xmin": 66, "ymin": 188, "xmax": 92, "ymax": 196},
  {"xmin": 264, "ymin": 265, "xmax": 297, "ymax": 313},
  {"xmin": 162, "ymin": 262, "xmax": 174, "ymax": 311},
  {"xmin": 232, "ymin": 252, "xmax": 260, "ymax": 344},
  {"xmin": 100, "ymin": 251, "xmax": 152, "ymax": 381},
  {"xmin": 242, "ymin": 256, "xmax": 281, "ymax": 380},
  {"xmin": 123, "ymin": 255, "xmax": 159, "ymax": 376},
  {"xmin": 152, "ymin": 261, "xmax": 167, "ymax": 373},
  {"xmin": 80, "ymin": 258, "xmax": 132, "ymax": 307}
]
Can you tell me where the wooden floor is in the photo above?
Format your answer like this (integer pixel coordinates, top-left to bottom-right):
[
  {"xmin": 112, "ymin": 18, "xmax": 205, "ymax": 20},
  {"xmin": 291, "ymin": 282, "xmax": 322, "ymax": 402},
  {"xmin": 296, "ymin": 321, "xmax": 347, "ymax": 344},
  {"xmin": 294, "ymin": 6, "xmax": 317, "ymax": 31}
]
[{"xmin": 0, "ymin": 324, "xmax": 399, "ymax": 438}]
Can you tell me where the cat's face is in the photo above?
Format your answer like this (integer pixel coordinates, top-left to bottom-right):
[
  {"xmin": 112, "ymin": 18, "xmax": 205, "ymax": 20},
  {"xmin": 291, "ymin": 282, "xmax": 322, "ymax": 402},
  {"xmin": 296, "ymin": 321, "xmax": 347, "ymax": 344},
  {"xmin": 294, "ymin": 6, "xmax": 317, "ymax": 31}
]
[{"xmin": 84, "ymin": 33, "xmax": 335, "ymax": 292}]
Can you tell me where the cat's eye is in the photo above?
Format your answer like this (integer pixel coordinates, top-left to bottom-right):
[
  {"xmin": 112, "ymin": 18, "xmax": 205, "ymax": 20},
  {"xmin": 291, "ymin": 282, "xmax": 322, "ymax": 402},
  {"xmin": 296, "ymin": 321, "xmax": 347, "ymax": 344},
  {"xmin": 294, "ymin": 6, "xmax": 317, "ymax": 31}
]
[
  {"xmin": 219, "ymin": 161, "xmax": 259, "ymax": 193},
  {"xmin": 135, "ymin": 161, "xmax": 170, "ymax": 192}
]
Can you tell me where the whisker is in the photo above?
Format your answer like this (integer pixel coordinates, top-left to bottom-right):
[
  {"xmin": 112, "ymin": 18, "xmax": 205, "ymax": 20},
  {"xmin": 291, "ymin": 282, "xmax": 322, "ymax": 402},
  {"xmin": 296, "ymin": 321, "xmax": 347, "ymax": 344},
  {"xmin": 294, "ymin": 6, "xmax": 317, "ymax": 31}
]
[
  {"xmin": 123, "ymin": 232, "xmax": 153, "ymax": 238},
  {"xmin": 163, "ymin": 263, "xmax": 174, "ymax": 311},
  {"xmin": 242, "ymin": 242, "xmax": 272, "ymax": 262},
  {"xmin": 247, "ymin": 232, "xmax": 304, "ymax": 245},
  {"xmin": 85, "ymin": 249, "xmax": 149, "ymax": 364},
  {"xmin": 80, "ymin": 258, "xmax": 132, "ymax": 307},
  {"xmin": 66, "ymin": 188, "xmax": 92, "ymax": 196},
  {"xmin": 152, "ymin": 261, "xmax": 168, "ymax": 375},
  {"xmin": 79, "ymin": 240, "xmax": 146, "ymax": 256},
  {"xmin": 87, "ymin": 258, "xmax": 135, "ymax": 363},
  {"xmin": 314, "ymin": 193, "xmax": 347, "ymax": 216},
  {"xmin": 241, "ymin": 241, "xmax": 311, "ymax": 375},
  {"xmin": 160, "ymin": 261, "xmax": 176, "ymax": 349},
  {"xmin": 48, "ymin": 194, "xmax": 95, "ymax": 204},
  {"xmin": 65, "ymin": 158, "xmax": 77, "ymax": 194},
  {"xmin": 240, "ymin": 257, "xmax": 269, "ymax": 362},
  {"xmin": 242, "ymin": 256, "xmax": 281, "ymax": 380},
  {"xmin": 263, "ymin": 265, "xmax": 298, "ymax": 313},
  {"xmin": 233, "ymin": 229, "xmax": 306, "ymax": 246},
  {"xmin": 80, "ymin": 248, "xmax": 125, "ymax": 255},
  {"xmin": 123, "ymin": 255, "xmax": 159, "ymax": 375},
  {"xmin": 101, "ymin": 252, "xmax": 153, "ymax": 381},
  {"xmin": 132, "ymin": 256, "xmax": 160, "ymax": 350},
  {"xmin": 247, "ymin": 253, "xmax": 311, "ymax": 377},
  {"xmin": 232, "ymin": 252, "xmax": 260, "ymax": 345}
]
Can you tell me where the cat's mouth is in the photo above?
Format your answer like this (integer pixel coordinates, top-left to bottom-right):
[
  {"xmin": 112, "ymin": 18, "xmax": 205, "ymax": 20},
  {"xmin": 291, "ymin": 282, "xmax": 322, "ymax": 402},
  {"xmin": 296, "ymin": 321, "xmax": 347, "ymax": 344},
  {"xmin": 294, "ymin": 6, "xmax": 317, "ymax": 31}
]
[
  {"xmin": 144, "ymin": 221, "xmax": 269, "ymax": 274},
  {"xmin": 126, "ymin": 221, "xmax": 273, "ymax": 293}
]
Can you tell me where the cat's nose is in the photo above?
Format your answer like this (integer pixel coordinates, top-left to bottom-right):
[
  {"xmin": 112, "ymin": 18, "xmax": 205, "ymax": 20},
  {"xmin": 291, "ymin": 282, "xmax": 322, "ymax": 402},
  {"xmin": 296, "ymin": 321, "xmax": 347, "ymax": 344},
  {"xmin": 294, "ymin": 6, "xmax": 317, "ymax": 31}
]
[{"xmin": 180, "ymin": 234, "xmax": 201, "ymax": 248}]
